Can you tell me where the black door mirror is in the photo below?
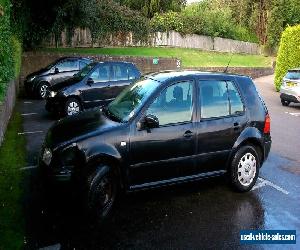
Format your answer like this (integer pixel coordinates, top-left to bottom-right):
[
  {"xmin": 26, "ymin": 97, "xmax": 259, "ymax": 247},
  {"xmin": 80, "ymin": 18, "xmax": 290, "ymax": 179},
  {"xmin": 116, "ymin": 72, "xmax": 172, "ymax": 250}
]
[
  {"xmin": 142, "ymin": 114, "xmax": 159, "ymax": 130},
  {"xmin": 54, "ymin": 67, "xmax": 59, "ymax": 74},
  {"xmin": 87, "ymin": 78, "xmax": 94, "ymax": 85}
]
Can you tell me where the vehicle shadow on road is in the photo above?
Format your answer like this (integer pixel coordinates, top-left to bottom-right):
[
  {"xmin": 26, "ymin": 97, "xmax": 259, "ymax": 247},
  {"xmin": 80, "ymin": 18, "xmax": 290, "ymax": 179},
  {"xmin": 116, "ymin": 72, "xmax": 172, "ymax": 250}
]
[{"xmin": 23, "ymin": 173, "xmax": 264, "ymax": 250}]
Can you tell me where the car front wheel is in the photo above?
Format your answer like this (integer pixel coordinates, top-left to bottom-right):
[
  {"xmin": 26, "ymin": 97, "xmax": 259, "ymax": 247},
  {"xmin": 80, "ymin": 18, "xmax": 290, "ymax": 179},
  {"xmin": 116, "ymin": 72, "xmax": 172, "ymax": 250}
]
[
  {"xmin": 281, "ymin": 99, "xmax": 290, "ymax": 106},
  {"xmin": 87, "ymin": 165, "xmax": 117, "ymax": 223},
  {"xmin": 230, "ymin": 145, "xmax": 260, "ymax": 192},
  {"xmin": 65, "ymin": 98, "xmax": 82, "ymax": 116},
  {"xmin": 37, "ymin": 82, "xmax": 49, "ymax": 99}
]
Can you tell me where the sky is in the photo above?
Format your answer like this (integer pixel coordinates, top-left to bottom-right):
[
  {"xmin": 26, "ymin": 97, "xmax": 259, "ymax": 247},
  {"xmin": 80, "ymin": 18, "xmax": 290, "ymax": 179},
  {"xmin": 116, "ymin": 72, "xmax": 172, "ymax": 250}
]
[{"xmin": 186, "ymin": 0, "xmax": 201, "ymax": 4}]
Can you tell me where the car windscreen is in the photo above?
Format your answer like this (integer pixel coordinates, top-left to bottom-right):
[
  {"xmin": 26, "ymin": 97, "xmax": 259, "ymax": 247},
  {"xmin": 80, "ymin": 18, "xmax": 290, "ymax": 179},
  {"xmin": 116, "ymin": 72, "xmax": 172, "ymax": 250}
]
[
  {"xmin": 73, "ymin": 62, "xmax": 97, "ymax": 80},
  {"xmin": 106, "ymin": 78, "xmax": 160, "ymax": 122},
  {"xmin": 286, "ymin": 71, "xmax": 300, "ymax": 80}
]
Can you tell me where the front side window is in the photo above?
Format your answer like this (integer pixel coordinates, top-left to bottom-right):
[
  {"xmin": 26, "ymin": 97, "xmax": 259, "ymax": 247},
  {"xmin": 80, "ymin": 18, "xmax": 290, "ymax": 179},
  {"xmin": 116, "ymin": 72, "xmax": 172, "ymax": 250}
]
[
  {"xmin": 112, "ymin": 64, "xmax": 128, "ymax": 81},
  {"xmin": 90, "ymin": 65, "xmax": 110, "ymax": 82},
  {"xmin": 146, "ymin": 81, "xmax": 193, "ymax": 126},
  {"xmin": 200, "ymin": 80, "xmax": 243, "ymax": 119},
  {"xmin": 55, "ymin": 59, "xmax": 78, "ymax": 72}
]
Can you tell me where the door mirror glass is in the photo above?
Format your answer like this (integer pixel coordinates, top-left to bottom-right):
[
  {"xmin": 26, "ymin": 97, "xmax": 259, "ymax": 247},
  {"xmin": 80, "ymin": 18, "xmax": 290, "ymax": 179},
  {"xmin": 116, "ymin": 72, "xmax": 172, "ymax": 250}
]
[{"xmin": 139, "ymin": 114, "xmax": 159, "ymax": 130}]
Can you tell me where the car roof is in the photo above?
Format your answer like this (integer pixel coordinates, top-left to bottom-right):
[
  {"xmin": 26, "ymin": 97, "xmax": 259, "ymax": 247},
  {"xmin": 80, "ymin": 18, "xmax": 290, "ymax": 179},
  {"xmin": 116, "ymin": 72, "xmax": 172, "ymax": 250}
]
[
  {"xmin": 94, "ymin": 61, "xmax": 135, "ymax": 65},
  {"xmin": 58, "ymin": 56, "xmax": 92, "ymax": 61},
  {"xmin": 144, "ymin": 70, "xmax": 250, "ymax": 82},
  {"xmin": 288, "ymin": 68, "xmax": 300, "ymax": 72}
]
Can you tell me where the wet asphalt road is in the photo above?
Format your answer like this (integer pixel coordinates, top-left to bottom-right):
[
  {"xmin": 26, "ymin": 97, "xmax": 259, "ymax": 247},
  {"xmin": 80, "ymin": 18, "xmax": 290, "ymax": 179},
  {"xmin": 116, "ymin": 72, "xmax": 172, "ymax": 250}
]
[{"xmin": 17, "ymin": 75, "xmax": 300, "ymax": 249}]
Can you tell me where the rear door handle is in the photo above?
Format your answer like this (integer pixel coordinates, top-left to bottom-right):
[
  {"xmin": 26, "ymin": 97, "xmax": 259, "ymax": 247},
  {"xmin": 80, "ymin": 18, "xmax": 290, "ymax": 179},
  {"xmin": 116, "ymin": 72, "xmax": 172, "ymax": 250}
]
[{"xmin": 183, "ymin": 130, "xmax": 193, "ymax": 138}]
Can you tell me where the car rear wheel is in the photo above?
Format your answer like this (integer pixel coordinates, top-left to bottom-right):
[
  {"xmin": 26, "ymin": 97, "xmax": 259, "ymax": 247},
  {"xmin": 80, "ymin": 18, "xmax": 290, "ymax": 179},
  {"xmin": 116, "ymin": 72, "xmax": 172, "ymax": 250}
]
[
  {"xmin": 281, "ymin": 99, "xmax": 290, "ymax": 106},
  {"xmin": 87, "ymin": 165, "xmax": 117, "ymax": 223},
  {"xmin": 37, "ymin": 82, "xmax": 49, "ymax": 99},
  {"xmin": 65, "ymin": 98, "xmax": 82, "ymax": 116},
  {"xmin": 230, "ymin": 145, "xmax": 260, "ymax": 192}
]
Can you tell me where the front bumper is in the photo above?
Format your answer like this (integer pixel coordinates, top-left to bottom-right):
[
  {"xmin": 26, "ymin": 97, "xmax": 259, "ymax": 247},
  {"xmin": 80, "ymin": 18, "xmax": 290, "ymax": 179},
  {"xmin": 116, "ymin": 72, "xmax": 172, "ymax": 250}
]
[
  {"xmin": 45, "ymin": 97, "xmax": 65, "ymax": 114},
  {"xmin": 280, "ymin": 86, "xmax": 300, "ymax": 103}
]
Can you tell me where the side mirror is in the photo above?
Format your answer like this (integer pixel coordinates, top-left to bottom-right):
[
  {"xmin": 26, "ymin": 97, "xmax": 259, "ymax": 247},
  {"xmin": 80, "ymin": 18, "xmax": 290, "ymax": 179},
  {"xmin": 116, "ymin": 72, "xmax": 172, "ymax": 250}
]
[
  {"xmin": 87, "ymin": 78, "xmax": 94, "ymax": 85},
  {"xmin": 138, "ymin": 114, "xmax": 159, "ymax": 130},
  {"xmin": 54, "ymin": 67, "xmax": 59, "ymax": 74}
]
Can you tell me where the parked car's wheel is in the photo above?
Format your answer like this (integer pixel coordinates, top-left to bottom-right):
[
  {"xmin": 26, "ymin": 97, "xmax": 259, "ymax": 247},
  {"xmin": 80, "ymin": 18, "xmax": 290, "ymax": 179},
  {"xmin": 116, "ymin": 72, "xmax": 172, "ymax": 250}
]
[
  {"xmin": 37, "ymin": 82, "xmax": 49, "ymax": 99},
  {"xmin": 65, "ymin": 97, "xmax": 82, "ymax": 116},
  {"xmin": 87, "ymin": 165, "xmax": 117, "ymax": 223},
  {"xmin": 230, "ymin": 145, "xmax": 260, "ymax": 192},
  {"xmin": 281, "ymin": 99, "xmax": 290, "ymax": 106}
]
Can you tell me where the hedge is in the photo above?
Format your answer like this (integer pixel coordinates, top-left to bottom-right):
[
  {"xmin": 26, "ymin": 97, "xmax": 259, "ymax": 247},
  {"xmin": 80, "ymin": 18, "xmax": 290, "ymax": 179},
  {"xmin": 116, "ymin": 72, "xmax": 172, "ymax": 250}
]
[
  {"xmin": 0, "ymin": 0, "xmax": 22, "ymax": 102},
  {"xmin": 275, "ymin": 25, "xmax": 300, "ymax": 91}
]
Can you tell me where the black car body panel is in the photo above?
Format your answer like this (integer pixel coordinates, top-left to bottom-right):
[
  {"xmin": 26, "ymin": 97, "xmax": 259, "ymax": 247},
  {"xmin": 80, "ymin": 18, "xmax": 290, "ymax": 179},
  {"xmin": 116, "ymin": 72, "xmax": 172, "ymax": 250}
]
[
  {"xmin": 45, "ymin": 61, "xmax": 141, "ymax": 115},
  {"xmin": 39, "ymin": 71, "xmax": 271, "ymax": 191},
  {"xmin": 24, "ymin": 57, "xmax": 92, "ymax": 96}
]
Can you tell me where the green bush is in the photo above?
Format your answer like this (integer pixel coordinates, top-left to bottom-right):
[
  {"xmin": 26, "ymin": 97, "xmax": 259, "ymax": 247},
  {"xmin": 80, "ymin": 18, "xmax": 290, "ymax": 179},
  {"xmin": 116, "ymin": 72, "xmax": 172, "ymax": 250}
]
[
  {"xmin": 0, "ymin": 0, "xmax": 22, "ymax": 102},
  {"xmin": 274, "ymin": 25, "xmax": 300, "ymax": 91}
]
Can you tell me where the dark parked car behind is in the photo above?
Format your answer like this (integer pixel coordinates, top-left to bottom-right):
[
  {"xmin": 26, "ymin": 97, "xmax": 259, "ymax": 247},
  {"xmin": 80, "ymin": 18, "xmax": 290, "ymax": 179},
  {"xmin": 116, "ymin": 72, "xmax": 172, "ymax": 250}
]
[
  {"xmin": 39, "ymin": 71, "xmax": 271, "ymax": 222},
  {"xmin": 45, "ymin": 61, "xmax": 141, "ymax": 117},
  {"xmin": 24, "ymin": 57, "xmax": 92, "ymax": 98}
]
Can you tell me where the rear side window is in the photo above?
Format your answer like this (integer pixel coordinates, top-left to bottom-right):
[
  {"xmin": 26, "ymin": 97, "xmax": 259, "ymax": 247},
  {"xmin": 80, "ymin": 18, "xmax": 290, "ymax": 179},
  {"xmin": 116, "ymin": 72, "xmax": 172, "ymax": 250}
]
[
  {"xmin": 112, "ymin": 64, "xmax": 128, "ymax": 81},
  {"xmin": 199, "ymin": 80, "xmax": 244, "ymax": 119}
]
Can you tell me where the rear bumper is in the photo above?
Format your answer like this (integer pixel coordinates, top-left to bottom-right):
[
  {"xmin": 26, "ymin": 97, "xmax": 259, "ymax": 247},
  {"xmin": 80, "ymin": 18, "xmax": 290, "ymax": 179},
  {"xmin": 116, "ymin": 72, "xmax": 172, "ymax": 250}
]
[
  {"xmin": 263, "ymin": 140, "xmax": 271, "ymax": 161},
  {"xmin": 280, "ymin": 87, "xmax": 300, "ymax": 103}
]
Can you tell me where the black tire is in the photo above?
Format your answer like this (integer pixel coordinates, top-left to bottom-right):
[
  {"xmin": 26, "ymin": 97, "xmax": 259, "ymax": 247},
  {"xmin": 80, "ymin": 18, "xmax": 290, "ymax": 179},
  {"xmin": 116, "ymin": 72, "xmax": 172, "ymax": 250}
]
[
  {"xmin": 65, "ymin": 97, "xmax": 82, "ymax": 116},
  {"xmin": 87, "ymin": 165, "xmax": 118, "ymax": 223},
  {"xmin": 37, "ymin": 82, "xmax": 49, "ymax": 99},
  {"xmin": 281, "ymin": 99, "xmax": 290, "ymax": 106},
  {"xmin": 230, "ymin": 145, "xmax": 260, "ymax": 192}
]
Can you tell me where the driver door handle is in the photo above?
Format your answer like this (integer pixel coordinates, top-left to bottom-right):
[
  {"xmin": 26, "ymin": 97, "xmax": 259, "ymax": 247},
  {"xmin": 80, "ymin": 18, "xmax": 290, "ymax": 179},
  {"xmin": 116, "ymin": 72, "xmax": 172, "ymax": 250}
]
[{"xmin": 183, "ymin": 130, "xmax": 193, "ymax": 138}]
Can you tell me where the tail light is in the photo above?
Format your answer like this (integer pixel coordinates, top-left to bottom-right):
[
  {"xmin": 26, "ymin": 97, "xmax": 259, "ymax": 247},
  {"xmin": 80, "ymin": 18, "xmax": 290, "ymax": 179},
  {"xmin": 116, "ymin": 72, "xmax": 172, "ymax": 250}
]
[{"xmin": 264, "ymin": 113, "xmax": 270, "ymax": 134}]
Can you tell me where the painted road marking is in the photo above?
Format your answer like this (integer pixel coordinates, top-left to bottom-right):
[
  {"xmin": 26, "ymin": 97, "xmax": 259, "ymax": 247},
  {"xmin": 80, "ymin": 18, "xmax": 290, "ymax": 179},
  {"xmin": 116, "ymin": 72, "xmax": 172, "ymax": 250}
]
[
  {"xmin": 20, "ymin": 165, "xmax": 37, "ymax": 171},
  {"xmin": 39, "ymin": 243, "xmax": 61, "ymax": 250},
  {"xmin": 285, "ymin": 112, "xmax": 300, "ymax": 117},
  {"xmin": 23, "ymin": 101, "xmax": 33, "ymax": 104},
  {"xmin": 252, "ymin": 177, "xmax": 289, "ymax": 195},
  {"xmin": 21, "ymin": 113, "xmax": 38, "ymax": 116},
  {"xmin": 18, "ymin": 131, "xmax": 43, "ymax": 135}
]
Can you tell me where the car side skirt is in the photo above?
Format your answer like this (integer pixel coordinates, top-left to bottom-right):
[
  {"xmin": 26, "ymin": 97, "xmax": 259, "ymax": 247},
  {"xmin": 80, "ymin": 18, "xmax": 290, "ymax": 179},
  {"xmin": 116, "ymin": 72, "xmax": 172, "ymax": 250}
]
[{"xmin": 128, "ymin": 170, "xmax": 226, "ymax": 192}]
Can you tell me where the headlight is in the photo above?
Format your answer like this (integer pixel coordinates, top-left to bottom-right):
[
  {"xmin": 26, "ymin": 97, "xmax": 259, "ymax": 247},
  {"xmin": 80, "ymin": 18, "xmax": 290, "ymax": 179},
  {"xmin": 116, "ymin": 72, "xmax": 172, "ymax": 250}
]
[
  {"xmin": 42, "ymin": 148, "xmax": 52, "ymax": 166},
  {"xmin": 50, "ymin": 91, "xmax": 57, "ymax": 98},
  {"xmin": 28, "ymin": 76, "xmax": 36, "ymax": 82}
]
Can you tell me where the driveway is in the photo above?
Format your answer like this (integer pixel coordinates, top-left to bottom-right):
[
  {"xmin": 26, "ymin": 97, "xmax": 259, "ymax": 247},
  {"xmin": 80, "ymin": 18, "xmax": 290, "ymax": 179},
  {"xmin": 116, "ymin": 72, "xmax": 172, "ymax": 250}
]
[{"xmin": 18, "ymin": 75, "xmax": 300, "ymax": 249}]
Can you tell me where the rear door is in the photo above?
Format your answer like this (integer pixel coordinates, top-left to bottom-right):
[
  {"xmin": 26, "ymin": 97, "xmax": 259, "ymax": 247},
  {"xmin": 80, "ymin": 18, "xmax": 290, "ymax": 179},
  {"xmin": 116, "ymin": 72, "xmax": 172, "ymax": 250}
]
[{"xmin": 195, "ymin": 79, "xmax": 247, "ymax": 173}]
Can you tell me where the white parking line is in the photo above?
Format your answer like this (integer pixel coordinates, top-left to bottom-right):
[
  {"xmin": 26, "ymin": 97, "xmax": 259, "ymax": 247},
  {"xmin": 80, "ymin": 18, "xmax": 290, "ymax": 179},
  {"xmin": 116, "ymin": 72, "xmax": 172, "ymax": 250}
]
[
  {"xmin": 252, "ymin": 177, "xmax": 289, "ymax": 195},
  {"xmin": 23, "ymin": 101, "xmax": 33, "ymax": 104},
  {"xmin": 39, "ymin": 243, "xmax": 61, "ymax": 250},
  {"xmin": 21, "ymin": 113, "xmax": 38, "ymax": 116},
  {"xmin": 20, "ymin": 165, "xmax": 37, "ymax": 171},
  {"xmin": 18, "ymin": 131, "xmax": 43, "ymax": 135},
  {"xmin": 285, "ymin": 112, "xmax": 300, "ymax": 117}
]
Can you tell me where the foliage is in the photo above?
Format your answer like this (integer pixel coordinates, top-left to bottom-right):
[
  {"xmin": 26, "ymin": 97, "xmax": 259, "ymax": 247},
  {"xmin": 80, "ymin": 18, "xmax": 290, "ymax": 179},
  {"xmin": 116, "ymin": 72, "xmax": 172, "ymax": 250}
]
[
  {"xmin": 43, "ymin": 47, "xmax": 273, "ymax": 68},
  {"xmin": 274, "ymin": 25, "xmax": 300, "ymax": 91},
  {"xmin": 0, "ymin": 112, "xmax": 26, "ymax": 250},
  {"xmin": 0, "ymin": 0, "xmax": 22, "ymax": 101},
  {"xmin": 150, "ymin": 1, "xmax": 258, "ymax": 42}
]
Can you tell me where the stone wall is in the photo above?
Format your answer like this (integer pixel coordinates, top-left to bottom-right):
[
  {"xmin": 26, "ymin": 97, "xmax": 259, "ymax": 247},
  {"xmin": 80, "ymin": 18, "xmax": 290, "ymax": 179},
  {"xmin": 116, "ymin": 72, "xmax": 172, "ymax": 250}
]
[
  {"xmin": 20, "ymin": 52, "xmax": 181, "ymax": 88},
  {"xmin": 185, "ymin": 67, "xmax": 274, "ymax": 79},
  {"xmin": 43, "ymin": 29, "xmax": 261, "ymax": 55},
  {"xmin": 0, "ymin": 80, "xmax": 17, "ymax": 146}
]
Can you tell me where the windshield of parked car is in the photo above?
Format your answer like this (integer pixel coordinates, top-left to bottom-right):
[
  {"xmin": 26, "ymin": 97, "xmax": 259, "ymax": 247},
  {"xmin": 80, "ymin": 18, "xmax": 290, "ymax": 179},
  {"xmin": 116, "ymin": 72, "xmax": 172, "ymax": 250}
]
[
  {"xmin": 105, "ymin": 78, "xmax": 160, "ymax": 122},
  {"xmin": 73, "ymin": 62, "xmax": 97, "ymax": 80},
  {"xmin": 286, "ymin": 71, "xmax": 300, "ymax": 80}
]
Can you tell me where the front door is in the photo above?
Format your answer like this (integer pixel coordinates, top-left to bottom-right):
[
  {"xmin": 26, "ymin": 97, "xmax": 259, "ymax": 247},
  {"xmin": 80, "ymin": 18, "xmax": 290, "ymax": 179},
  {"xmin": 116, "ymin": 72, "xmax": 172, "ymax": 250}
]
[
  {"xmin": 81, "ymin": 64, "xmax": 112, "ymax": 108},
  {"xmin": 196, "ymin": 79, "xmax": 247, "ymax": 173},
  {"xmin": 51, "ymin": 59, "xmax": 79, "ymax": 85},
  {"xmin": 129, "ymin": 80, "xmax": 197, "ymax": 186}
]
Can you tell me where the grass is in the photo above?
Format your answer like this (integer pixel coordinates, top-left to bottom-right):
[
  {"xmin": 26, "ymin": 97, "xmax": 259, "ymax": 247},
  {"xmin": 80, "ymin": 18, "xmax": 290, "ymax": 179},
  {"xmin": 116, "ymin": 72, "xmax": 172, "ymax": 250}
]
[
  {"xmin": 42, "ymin": 47, "xmax": 273, "ymax": 68},
  {"xmin": 0, "ymin": 112, "xmax": 25, "ymax": 250}
]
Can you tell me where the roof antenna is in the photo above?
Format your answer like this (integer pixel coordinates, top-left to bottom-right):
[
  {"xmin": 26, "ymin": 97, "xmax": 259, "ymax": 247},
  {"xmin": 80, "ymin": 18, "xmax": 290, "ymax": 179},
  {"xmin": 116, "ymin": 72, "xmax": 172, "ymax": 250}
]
[{"xmin": 224, "ymin": 53, "xmax": 233, "ymax": 73}]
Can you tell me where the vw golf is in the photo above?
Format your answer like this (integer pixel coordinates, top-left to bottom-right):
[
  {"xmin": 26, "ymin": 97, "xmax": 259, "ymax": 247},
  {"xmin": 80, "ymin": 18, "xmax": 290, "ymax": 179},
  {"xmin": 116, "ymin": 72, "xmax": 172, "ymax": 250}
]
[{"xmin": 39, "ymin": 71, "xmax": 271, "ymax": 221}]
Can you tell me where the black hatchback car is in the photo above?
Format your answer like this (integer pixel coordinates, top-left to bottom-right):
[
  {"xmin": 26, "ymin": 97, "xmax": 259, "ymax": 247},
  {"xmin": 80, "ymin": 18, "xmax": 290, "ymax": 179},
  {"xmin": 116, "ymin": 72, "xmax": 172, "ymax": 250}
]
[
  {"xmin": 45, "ymin": 61, "xmax": 141, "ymax": 117},
  {"xmin": 24, "ymin": 57, "xmax": 92, "ymax": 98},
  {"xmin": 39, "ymin": 71, "xmax": 271, "ymax": 221}
]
